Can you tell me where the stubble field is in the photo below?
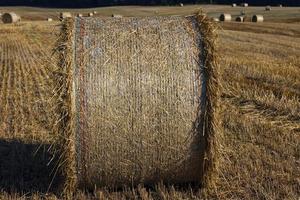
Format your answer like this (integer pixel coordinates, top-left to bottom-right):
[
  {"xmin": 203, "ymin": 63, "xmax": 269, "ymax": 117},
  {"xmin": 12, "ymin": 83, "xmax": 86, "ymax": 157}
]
[{"xmin": 0, "ymin": 5, "xmax": 299, "ymax": 200}]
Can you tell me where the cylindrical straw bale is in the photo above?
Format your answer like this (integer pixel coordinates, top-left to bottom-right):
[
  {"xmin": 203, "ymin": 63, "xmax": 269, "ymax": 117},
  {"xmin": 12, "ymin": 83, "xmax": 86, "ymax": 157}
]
[
  {"xmin": 265, "ymin": 6, "xmax": 271, "ymax": 11},
  {"xmin": 219, "ymin": 13, "xmax": 231, "ymax": 22},
  {"xmin": 180, "ymin": 3, "xmax": 184, "ymax": 7},
  {"xmin": 47, "ymin": 18, "xmax": 53, "ymax": 22},
  {"xmin": 112, "ymin": 14, "xmax": 123, "ymax": 18},
  {"xmin": 60, "ymin": 12, "xmax": 72, "ymax": 20},
  {"xmin": 232, "ymin": 3, "xmax": 237, "ymax": 7},
  {"xmin": 88, "ymin": 13, "xmax": 94, "ymax": 17},
  {"xmin": 1, "ymin": 12, "xmax": 21, "ymax": 24},
  {"xmin": 236, "ymin": 16, "xmax": 244, "ymax": 22},
  {"xmin": 240, "ymin": 3, "xmax": 248, "ymax": 7},
  {"xmin": 252, "ymin": 15, "xmax": 264, "ymax": 22},
  {"xmin": 77, "ymin": 13, "xmax": 83, "ymax": 17},
  {"xmin": 56, "ymin": 15, "xmax": 219, "ymax": 194}
]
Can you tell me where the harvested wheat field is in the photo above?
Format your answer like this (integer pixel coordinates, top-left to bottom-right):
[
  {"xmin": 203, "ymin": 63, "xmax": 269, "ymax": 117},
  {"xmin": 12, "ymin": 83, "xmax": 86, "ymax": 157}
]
[{"xmin": 0, "ymin": 5, "xmax": 299, "ymax": 200}]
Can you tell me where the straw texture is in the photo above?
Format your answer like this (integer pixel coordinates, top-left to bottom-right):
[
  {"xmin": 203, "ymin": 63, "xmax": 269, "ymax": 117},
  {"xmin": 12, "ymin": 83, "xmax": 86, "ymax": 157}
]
[{"xmin": 56, "ymin": 14, "xmax": 219, "ymax": 195}]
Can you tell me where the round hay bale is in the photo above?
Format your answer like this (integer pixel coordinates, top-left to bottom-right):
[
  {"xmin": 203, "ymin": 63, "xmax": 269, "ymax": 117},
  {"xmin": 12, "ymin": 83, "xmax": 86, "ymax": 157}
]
[
  {"xmin": 112, "ymin": 14, "xmax": 123, "ymax": 18},
  {"xmin": 213, "ymin": 17, "xmax": 220, "ymax": 22},
  {"xmin": 219, "ymin": 13, "xmax": 231, "ymax": 22},
  {"xmin": 47, "ymin": 18, "xmax": 53, "ymax": 22},
  {"xmin": 232, "ymin": 3, "xmax": 237, "ymax": 7},
  {"xmin": 265, "ymin": 6, "xmax": 271, "ymax": 11},
  {"xmin": 278, "ymin": 4, "xmax": 283, "ymax": 7},
  {"xmin": 77, "ymin": 13, "xmax": 83, "ymax": 17},
  {"xmin": 240, "ymin": 3, "xmax": 248, "ymax": 7},
  {"xmin": 56, "ymin": 15, "xmax": 219, "ymax": 194},
  {"xmin": 60, "ymin": 12, "xmax": 72, "ymax": 20},
  {"xmin": 93, "ymin": 11, "xmax": 98, "ymax": 14},
  {"xmin": 1, "ymin": 12, "xmax": 21, "ymax": 24},
  {"xmin": 179, "ymin": 3, "xmax": 184, "ymax": 7},
  {"xmin": 236, "ymin": 16, "xmax": 244, "ymax": 22},
  {"xmin": 88, "ymin": 13, "xmax": 94, "ymax": 17},
  {"xmin": 252, "ymin": 15, "xmax": 264, "ymax": 22}
]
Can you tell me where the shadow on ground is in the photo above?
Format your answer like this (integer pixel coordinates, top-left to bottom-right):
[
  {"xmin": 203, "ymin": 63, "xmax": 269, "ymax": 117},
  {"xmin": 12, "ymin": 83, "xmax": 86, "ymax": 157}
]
[{"xmin": 0, "ymin": 139, "xmax": 61, "ymax": 194}]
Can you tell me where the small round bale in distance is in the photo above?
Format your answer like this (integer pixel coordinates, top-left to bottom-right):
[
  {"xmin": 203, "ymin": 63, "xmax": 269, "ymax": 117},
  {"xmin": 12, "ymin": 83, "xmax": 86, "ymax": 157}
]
[
  {"xmin": 265, "ymin": 6, "xmax": 271, "ymax": 11},
  {"xmin": 56, "ymin": 15, "xmax": 219, "ymax": 194},
  {"xmin": 47, "ymin": 18, "xmax": 53, "ymax": 22},
  {"xmin": 2, "ymin": 12, "xmax": 21, "ymax": 24},
  {"xmin": 219, "ymin": 13, "xmax": 231, "ymax": 21},
  {"xmin": 252, "ymin": 15, "xmax": 264, "ymax": 22},
  {"xmin": 240, "ymin": 3, "xmax": 249, "ymax": 7},
  {"xmin": 112, "ymin": 14, "xmax": 123, "ymax": 18},
  {"xmin": 77, "ymin": 13, "xmax": 83, "ymax": 17},
  {"xmin": 88, "ymin": 13, "xmax": 94, "ymax": 17},
  {"xmin": 60, "ymin": 12, "xmax": 72, "ymax": 20},
  {"xmin": 232, "ymin": 3, "xmax": 237, "ymax": 7},
  {"xmin": 236, "ymin": 16, "xmax": 244, "ymax": 22}
]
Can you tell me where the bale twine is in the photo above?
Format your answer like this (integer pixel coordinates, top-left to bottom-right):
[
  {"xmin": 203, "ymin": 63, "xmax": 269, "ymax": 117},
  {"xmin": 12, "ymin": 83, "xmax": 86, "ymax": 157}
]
[
  {"xmin": 232, "ymin": 3, "xmax": 237, "ymax": 7},
  {"xmin": 60, "ymin": 12, "xmax": 72, "ymax": 20},
  {"xmin": 240, "ymin": 3, "xmax": 248, "ymax": 7},
  {"xmin": 252, "ymin": 15, "xmax": 264, "ymax": 22},
  {"xmin": 219, "ymin": 13, "xmax": 231, "ymax": 22},
  {"xmin": 47, "ymin": 18, "xmax": 53, "ymax": 22},
  {"xmin": 265, "ymin": 6, "xmax": 271, "ymax": 11},
  {"xmin": 1, "ymin": 12, "xmax": 21, "ymax": 24},
  {"xmin": 236, "ymin": 16, "xmax": 244, "ymax": 22},
  {"xmin": 112, "ymin": 14, "xmax": 123, "ymax": 18},
  {"xmin": 56, "ymin": 15, "xmax": 220, "ymax": 195}
]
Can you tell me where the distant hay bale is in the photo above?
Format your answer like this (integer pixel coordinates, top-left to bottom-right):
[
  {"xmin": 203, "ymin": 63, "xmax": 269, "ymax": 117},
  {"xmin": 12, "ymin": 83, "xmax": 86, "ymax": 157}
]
[
  {"xmin": 93, "ymin": 11, "xmax": 97, "ymax": 14},
  {"xmin": 240, "ymin": 3, "xmax": 248, "ymax": 7},
  {"xmin": 219, "ymin": 13, "xmax": 231, "ymax": 22},
  {"xmin": 278, "ymin": 4, "xmax": 283, "ymax": 7},
  {"xmin": 236, "ymin": 16, "xmax": 244, "ymax": 22},
  {"xmin": 1, "ymin": 12, "xmax": 21, "ymax": 24},
  {"xmin": 60, "ymin": 12, "xmax": 72, "ymax": 20},
  {"xmin": 56, "ymin": 15, "xmax": 220, "ymax": 194},
  {"xmin": 47, "ymin": 18, "xmax": 53, "ymax": 22},
  {"xmin": 213, "ymin": 17, "xmax": 220, "ymax": 22},
  {"xmin": 88, "ymin": 13, "xmax": 94, "ymax": 17},
  {"xmin": 77, "ymin": 13, "xmax": 83, "ymax": 17},
  {"xmin": 252, "ymin": 15, "xmax": 264, "ymax": 22},
  {"xmin": 232, "ymin": 3, "xmax": 237, "ymax": 7},
  {"xmin": 265, "ymin": 6, "xmax": 271, "ymax": 11},
  {"xmin": 112, "ymin": 14, "xmax": 123, "ymax": 18},
  {"xmin": 180, "ymin": 3, "xmax": 184, "ymax": 7}
]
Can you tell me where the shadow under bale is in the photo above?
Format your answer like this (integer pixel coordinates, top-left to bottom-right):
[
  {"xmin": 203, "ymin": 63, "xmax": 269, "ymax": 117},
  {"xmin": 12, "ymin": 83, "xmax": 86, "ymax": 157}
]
[{"xmin": 0, "ymin": 139, "xmax": 61, "ymax": 194}]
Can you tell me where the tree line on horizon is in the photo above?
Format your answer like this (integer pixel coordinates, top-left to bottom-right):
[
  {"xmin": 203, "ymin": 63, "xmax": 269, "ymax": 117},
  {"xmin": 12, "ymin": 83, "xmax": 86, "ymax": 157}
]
[{"xmin": 0, "ymin": 0, "xmax": 298, "ymax": 7}]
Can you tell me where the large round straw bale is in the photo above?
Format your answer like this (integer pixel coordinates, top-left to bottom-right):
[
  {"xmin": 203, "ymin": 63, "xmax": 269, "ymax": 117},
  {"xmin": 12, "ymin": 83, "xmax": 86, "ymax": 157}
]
[
  {"xmin": 60, "ymin": 12, "xmax": 72, "ymax": 20},
  {"xmin": 232, "ymin": 3, "xmax": 237, "ymax": 7},
  {"xmin": 219, "ymin": 13, "xmax": 231, "ymax": 21},
  {"xmin": 236, "ymin": 16, "xmax": 244, "ymax": 22},
  {"xmin": 252, "ymin": 15, "xmax": 264, "ymax": 22},
  {"xmin": 112, "ymin": 14, "xmax": 123, "ymax": 18},
  {"xmin": 56, "ymin": 15, "xmax": 219, "ymax": 194},
  {"xmin": 240, "ymin": 3, "xmax": 248, "ymax": 7},
  {"xmin": 179, "ymin": 3, "xmax": 184, "ymax": 7},
  {"xmin": 213, "ymin": 17, "xmax": 220, "ymax": 22},
  {"xmin": 77, "ymin": 13, "xmax": 83, "ymax": 17},
  {"xmin": 88, "ymin": 13, "xmax": 94, "ymax": 17},
  {"xmin": 1, "ymin": 12, "xmax": 21, "ymax": 24},
  {"xmin": 265, "ymin": 6, "xmax": 271, "ymax": 11}
]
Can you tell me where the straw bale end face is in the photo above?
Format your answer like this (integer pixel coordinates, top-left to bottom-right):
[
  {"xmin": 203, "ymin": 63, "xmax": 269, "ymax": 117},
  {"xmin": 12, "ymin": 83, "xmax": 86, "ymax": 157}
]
[
  {"xmin": 2, "ymin": 12, "xmax": 21, "ymax": 24},
  {"xmin": 55, "ymin": 14, "xmax": 220, "ymax": 196},
  {"xmin": 219, "ymin": 13, "xmax": 231, "ymax": 22}
]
